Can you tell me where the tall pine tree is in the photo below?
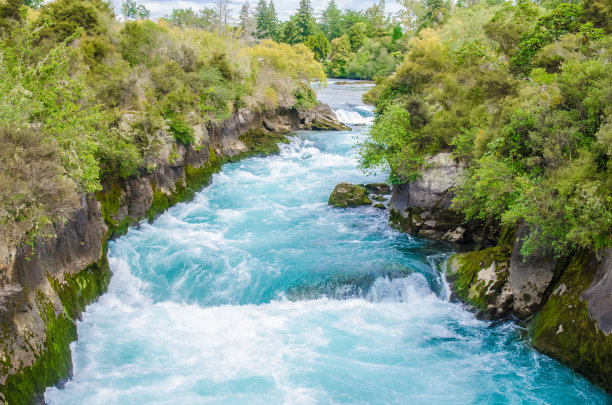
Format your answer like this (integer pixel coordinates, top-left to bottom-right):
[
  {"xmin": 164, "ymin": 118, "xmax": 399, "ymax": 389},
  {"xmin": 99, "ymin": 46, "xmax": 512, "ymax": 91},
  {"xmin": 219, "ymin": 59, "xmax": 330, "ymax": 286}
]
[
  {"xmin": 266, "ymin": 1, "xmax": 278, "ymax": 39},
  {"xmin": 320, "ymin": 0, "xmax": 342, "ymax": 40},
  {"xmin": 255, "ymin": 0, "xmax": 269, "ymax": 38},
  {"xmin": 283, "ymin": 0, "xmax": 316, "ymax": 43}
]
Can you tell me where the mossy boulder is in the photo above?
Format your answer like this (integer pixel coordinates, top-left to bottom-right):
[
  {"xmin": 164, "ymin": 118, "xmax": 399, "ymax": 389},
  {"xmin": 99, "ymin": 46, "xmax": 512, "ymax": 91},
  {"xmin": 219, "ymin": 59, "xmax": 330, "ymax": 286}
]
[
  {"xmin": 236, "ymin": 129, "xmax": 290, "ymax": 158},
  {"xmin": 446, "ymin": 245, "xmax": 513, "ymax": 319},
  {"xmin": 445, "ymin": 228, "xmax": 515, "ymax": 319},
  {"xmin": 328, "ymin": 183, "xmax": 372, "ymax": 208}
]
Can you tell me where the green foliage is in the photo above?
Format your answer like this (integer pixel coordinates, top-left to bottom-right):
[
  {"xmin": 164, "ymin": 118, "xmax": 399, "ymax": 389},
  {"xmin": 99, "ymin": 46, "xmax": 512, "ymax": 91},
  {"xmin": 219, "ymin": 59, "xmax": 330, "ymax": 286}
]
[
  {"xmin": 305, "ymin": 32, "xmax": 330, "ymax": 61},
  {"xmin": 250, "ymin": 39, "xmax": 326, "ymax": 83},
  {"xmin": 483, "ymin": 0, "xmax": 540, "ymax": 56},
  {"xmin": 255, "ymin": 0, "xmax": 278, "ymax": 39},
  {"xmin": 119, "ymin": 20, "xmax": 169, "ymax": 67},
  {"xmin": 167, "ymin": 113, "xmax": 195, "ymax": 144},
  {"xmin": 362, "ymin": 0, "xmax": 612, "ymax": 255},
  {"xmin": 419, "ymin": 0, "xmax": 450, "ymax": 31},
  {"xmin": 0, "ymin": 0, "xmax": 23, "ymax": 33},
  {"xmin": 582, "ymin": 0, "xmax": 612, "ymax": 33},
  {"xmin": 320, "ymin": 0, "xmax": 342, "ymax": 39},
  {"xmin": 348, "ymin": 22, "xmax": 367, "ymax": 52},
  {"xmin": 392, "ymin": 24, "xmax": 403, "ymax": 42},
  {"xmin": 327, "ymin": 34, "xmax": 353, "ymax": 77},
  {"xmin": 358, "ymin": 102, "xmax": 425, "ymax": 182},
  {"xmin": 165, "ymin": 7, "xmax": 218, "ymax": 30},
  {"xmin": 293, "ymin": 81, "xmax": 318, "ymax": 109},
  {"xmin": 0, "ymin": 22, "xmax": 102, "ymax": 192},
  {"xmin": 37, "ymin": 0, "xmax": 110, "ymax": 43},
  {"xmin": 0, "ymin": 126, "xmax": 79, "ymax": 249},
  {"xmin": 510, "ymin": 3, "xmax": 583, "ymax": 75},
  {"xmin": 347, "ymin": 39, "xmax": 398, "ymax": 79}
]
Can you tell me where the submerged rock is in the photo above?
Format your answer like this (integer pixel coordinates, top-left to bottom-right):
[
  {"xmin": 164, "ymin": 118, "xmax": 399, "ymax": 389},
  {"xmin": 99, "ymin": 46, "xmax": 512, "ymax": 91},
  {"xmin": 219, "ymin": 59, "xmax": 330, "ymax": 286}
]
[
  {"xmin": 328, "ymin": 183, "xmax": 372, "ymax": 208},
  {"xmin": 371, "ymin": 195, "xmax": 387, "ymax": 202},
  {"xmin": 365, "ymin": 183, "xmax": 391, "ymax": 195},
  {"xmin": 373, "ymin": 203, "xmax": 386, "ymax": 209}
]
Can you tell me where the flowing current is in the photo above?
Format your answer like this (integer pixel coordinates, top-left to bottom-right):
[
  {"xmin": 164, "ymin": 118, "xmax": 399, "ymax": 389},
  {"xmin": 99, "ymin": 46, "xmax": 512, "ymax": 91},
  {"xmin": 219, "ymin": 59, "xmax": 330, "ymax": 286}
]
[{"xmin": 47, "ymin": 81, "xmax": 611, "ymax": 404}]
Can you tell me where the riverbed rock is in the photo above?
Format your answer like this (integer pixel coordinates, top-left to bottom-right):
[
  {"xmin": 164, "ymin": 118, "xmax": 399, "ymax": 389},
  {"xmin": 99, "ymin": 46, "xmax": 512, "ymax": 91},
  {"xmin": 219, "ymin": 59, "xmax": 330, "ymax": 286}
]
[
  {"xmin": 328, "ymin": 183, "xmax": 372, "ymax": 208},
  {"xmin": 388, "ymin": 152, "xmax": 498, "ymax": 247},
  {"xmin": 445, "ymin": 228, "xmax": 516, "ymax": 320},
  {"xmin": 508, "ymin": 224, "xmax": 558, "ymax": 317},
  {"xmin": 365, "ymin": 183, "xmax": 391, "ymax": 195},
  {"xmin": 299, "ymin": 103, "xmax": 351, "ymax": 131},
  {"xmin": 445, "ymin": 225, "xmax": 559, "ymax": 320}
]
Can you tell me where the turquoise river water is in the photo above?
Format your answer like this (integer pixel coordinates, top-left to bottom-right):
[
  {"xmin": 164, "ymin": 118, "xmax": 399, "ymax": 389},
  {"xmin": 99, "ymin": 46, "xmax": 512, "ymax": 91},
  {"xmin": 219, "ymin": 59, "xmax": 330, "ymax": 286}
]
[{"xmin": 46, "ymin": 81, "xmax": 611, "ymax": 404}]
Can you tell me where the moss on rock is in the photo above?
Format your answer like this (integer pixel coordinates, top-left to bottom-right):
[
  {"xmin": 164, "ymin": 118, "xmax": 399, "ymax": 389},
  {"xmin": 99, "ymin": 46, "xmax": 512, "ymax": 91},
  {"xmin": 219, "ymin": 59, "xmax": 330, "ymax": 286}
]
[
  {"xmin": 529, "ymin": 252, "xmax": 612, "ymax": 392},
  {"xmin": 1, "ymin": 295, "xmax": 75, "ymax": 405},
  {"xmin": 234, "ymin": 129, "xmax": 290, "ymax": 160},
  {"xmin": 445, "ymin": 228, "xmax": 515, "ymax": 318},
  {"xmin": 328, "ymin": 183, "xmax": 372, "ymax": 208},
  {"xmin": 1, "ymin": 253, "xmax": 111, "ymax": 405},
  {"xmin": 50, "ymin": 253, "xmax": 112, "ymax": 322},
  {"xmin": 96, "ymin": 180, "xmax": 133, "ymax": 239}
]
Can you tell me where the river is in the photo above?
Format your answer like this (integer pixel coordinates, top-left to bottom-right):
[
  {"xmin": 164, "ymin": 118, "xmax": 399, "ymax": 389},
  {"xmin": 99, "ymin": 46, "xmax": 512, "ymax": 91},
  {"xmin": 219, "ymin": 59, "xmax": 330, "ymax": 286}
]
[{"xmin": 46, "ymin": 80, "xmax": 611, "ymax": 404}]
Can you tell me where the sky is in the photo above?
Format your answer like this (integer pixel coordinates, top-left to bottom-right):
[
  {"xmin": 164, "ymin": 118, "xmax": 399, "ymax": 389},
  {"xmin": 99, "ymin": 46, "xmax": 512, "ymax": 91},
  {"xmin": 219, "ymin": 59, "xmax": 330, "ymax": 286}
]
[{"xmin": 114, "ymin": 0, "xmax": 404, "ymax": 21}]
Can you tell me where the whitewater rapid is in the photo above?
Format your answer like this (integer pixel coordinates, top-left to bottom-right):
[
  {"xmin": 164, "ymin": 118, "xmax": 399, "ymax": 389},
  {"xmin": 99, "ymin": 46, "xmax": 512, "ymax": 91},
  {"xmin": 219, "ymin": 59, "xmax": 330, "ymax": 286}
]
[{"xmin": 45, "ymin": 80, "xmax": 611, "ymax": 404}]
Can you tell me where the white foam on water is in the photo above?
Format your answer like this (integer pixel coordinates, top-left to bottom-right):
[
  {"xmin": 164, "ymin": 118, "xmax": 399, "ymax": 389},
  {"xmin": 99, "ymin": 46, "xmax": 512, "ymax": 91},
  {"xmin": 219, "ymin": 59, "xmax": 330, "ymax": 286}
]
[
  {"xmin": 44, "ymin": 80, "xmax": 611, "ymax": 405},
  {"xmin": 333, "ymin": 109, "xmax": 374, "ymax": 125}
]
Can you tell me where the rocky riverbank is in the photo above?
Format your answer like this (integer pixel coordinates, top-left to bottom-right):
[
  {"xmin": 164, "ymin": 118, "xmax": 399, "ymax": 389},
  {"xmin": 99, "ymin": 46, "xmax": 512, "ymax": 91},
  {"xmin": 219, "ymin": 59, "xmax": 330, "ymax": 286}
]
[
  {"xmin": 0, "ymin": 103, "xmax": 346, "ymax": 404},
  {"xmin": 387, "ymin": 152, "xmax": 612, "ymax": 393}
]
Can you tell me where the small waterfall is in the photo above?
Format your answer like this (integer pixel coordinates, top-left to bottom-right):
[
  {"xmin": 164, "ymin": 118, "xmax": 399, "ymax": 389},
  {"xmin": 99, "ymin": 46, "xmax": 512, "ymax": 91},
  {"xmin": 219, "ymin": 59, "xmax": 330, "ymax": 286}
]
[{"xmin": 333, "ymin": 107, "xmax": 374, "ymax": 125}]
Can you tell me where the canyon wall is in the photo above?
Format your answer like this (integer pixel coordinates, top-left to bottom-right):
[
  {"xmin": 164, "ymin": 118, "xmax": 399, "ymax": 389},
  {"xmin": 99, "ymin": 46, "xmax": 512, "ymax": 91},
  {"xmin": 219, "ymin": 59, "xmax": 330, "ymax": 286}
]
[
  {"xmin": 389, "ymin": 152, "xmax": 612, "ymax": 393},
  {"xmin": 0, "ymin": 104, "xmax": 346, "ymax": 404}
]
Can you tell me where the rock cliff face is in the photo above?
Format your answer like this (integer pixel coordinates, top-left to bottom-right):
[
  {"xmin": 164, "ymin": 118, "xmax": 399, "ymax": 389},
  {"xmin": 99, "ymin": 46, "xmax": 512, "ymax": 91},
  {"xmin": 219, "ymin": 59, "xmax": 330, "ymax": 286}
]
[
  {"xmin": 529, "ymin": 248, "xmax": 612, "ymax": 392},
  {"xmin": 443, "ymin": 222, "xmax": 612, "ymax": 393},
  {"xmin": 390, "ymin": 151, "xmax": 612, "ymax": 393},
  {"xmin": 0, "ymin": 103, "xmax": 345, "ymax": 404},
  {"xmin": 388, "ymin": 152, "xmax": 497, "ymax": 247},
  {"xmin": 444, "ymin": 225, "xmax": 560, "ymax": 320}
]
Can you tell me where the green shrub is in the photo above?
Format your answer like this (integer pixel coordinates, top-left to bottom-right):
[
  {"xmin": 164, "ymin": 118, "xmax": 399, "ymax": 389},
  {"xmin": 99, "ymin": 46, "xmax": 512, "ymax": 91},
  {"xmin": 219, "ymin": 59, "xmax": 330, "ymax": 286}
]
[
  {"xmin": 0, "ymin": 126, "xmax": 79, "ymax": 248},
  {"xmin": 167, "ymin": 113, "xmax": 195, "ymax": 144}
]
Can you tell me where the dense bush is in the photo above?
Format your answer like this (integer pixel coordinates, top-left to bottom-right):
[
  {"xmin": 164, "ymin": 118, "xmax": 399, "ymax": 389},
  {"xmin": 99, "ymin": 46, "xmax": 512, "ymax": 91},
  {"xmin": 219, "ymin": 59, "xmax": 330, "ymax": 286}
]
[
  {"xmin": 0, "ymin": 0, "xmax": 324, "ymax": 250},
  {"xmin": 0, "ymin": 127, "xmax": 79, "ymax": 248},
  {"xmin": 360, "ymin": 0, "xmax": 612, "ymax": 256}
]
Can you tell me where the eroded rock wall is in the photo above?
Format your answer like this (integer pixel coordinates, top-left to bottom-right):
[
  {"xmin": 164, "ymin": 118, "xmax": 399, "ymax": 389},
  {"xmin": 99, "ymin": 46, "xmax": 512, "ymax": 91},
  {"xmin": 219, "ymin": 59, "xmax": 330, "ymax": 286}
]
[
  {"xmin": 388, "ymin": 152, "xmax": 498, "ymax": 248},
  {"xmin": 0, "ymin": 103, "xmax": 345, "ymax": 404},
  {"xmin": 444, "ymin": 228, "xmax": 612, "ymax": 392},
  {"xmin": 390, "ymin": 152, "xmax": 612, "ymax": 393}
]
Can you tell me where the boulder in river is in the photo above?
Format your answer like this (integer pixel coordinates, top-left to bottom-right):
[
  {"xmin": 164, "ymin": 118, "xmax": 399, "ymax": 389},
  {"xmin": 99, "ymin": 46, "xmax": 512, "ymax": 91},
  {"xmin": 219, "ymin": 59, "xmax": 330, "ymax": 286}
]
[
  {"xmin": 364, "ymin": 183, "xmax": 391, "ymax": 195},
  {"xmin": 328, "ymin": 183, "xmax": 372, "ymax": 208}
]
